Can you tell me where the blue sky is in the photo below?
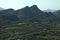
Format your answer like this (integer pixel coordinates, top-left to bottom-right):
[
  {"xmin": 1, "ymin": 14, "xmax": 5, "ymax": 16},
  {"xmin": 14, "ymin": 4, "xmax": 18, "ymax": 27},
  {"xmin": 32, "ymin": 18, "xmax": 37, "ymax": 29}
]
[{"xmin": 0, "ymin": 0, "xmax": 60, "ymax": 10}]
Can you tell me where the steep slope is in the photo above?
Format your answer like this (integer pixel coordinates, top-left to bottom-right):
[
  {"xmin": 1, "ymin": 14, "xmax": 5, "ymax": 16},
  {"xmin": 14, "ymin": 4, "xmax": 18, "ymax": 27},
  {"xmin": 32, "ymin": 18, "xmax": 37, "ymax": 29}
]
[{"xmin": 53, "ymin": 10, "xmax": 60, "ymax": 18}]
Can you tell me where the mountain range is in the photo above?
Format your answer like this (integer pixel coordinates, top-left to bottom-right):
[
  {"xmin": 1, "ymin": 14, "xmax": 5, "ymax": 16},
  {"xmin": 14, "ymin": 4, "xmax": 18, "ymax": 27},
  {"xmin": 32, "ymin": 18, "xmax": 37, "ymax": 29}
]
[{"xmin": 0, "ymin": 5, "xmax": 60, "ymax": 40}]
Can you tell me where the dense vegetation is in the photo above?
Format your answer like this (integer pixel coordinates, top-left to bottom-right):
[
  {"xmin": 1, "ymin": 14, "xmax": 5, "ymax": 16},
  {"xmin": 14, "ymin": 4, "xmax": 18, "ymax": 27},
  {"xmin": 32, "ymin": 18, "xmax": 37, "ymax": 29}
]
[{"xmin": 0, "ymin": 5, "xmax": 60, "ymax": 40}]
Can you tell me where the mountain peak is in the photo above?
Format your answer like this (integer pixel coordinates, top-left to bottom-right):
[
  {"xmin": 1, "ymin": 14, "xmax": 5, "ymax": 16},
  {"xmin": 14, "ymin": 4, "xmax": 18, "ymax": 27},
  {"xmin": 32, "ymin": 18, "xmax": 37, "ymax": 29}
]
[
  {"xmin": 24, "ymin": 6, "xmax": 29, "ymax": 8},
  {"xmin": 30, "ymin": 5, "xmax": 41, "ymax": 11},
  {"xmin": 30, "ymin": 5, "xmax": 38, "ymax": 9},
  {"xmin": 30, "ymin": 5, "xmax": 38, "ymax": 8}
]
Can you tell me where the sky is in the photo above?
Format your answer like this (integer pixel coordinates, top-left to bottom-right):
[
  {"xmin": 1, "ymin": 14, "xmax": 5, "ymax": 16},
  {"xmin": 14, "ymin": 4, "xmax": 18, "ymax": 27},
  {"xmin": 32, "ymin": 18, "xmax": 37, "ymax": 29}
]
[{"xmin": 0, "ymin": 0, "xmax": 60, "ymax": 10}]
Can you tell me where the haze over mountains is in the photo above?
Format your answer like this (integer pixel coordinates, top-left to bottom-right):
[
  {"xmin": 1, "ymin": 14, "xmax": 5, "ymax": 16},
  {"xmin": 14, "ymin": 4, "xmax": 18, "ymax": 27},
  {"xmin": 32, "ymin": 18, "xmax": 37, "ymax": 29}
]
[
  {"xmin": 0, "ymin": 7, "xmax": 4, "ymax": 11},
  {"xmin": 44, "ymin": 9, "xmax": 56, "ymax": 12},
  {"xmin": 0, "ymin": 5, "xmax": 60, "ymax": 40}
]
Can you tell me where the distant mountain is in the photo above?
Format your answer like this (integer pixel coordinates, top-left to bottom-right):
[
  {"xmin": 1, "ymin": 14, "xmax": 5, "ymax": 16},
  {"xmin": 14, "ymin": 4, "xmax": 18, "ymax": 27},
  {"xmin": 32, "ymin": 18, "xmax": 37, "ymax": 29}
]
[
  {"xmin": 0, "ymin": 7, "xmax": 4, "ymax": 11},
  {"xmin": 44, "ymin": 9, "xmax": 56, "ymax": 12}
]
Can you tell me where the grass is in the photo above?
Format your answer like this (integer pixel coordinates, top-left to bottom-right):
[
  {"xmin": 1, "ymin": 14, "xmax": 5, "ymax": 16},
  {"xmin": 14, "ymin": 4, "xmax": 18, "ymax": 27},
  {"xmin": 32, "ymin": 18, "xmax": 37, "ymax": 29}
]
[{"xmin": 5, "ymin": 27, "xmax": 21, "ymax": 30}]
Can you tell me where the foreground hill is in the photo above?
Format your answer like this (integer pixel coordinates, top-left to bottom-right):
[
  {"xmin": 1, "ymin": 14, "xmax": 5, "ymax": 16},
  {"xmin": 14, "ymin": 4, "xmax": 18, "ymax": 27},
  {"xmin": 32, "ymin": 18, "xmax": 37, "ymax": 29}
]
[{"xmin": 0, "ymin": 5, "xmax": 60, "ymax": 40}]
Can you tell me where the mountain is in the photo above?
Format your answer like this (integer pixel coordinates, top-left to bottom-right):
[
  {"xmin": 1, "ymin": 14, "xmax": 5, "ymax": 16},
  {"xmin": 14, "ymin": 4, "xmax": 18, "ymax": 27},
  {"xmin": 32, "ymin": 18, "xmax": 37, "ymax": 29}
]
[
  {"xmin": 0, "ymin": 9, "xmax": 19, "ymax": 26},
  {"xmin": 53, "ymin": 10, "xmax": 60, "ymax": 18},
  {"xmin": 0, "ymin": 5, "xmax": 60, "ymax": 40},
  {"xmin": 0, "ymin": 7, "xmax": 4, "ymax": 11},
  {"xmin": 44, "ymin": 9, "xmax": 56, "ymax": 12},
  {"xmin": 15, "ymin": 5, "xmax": 59, "ymax": 24}
]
